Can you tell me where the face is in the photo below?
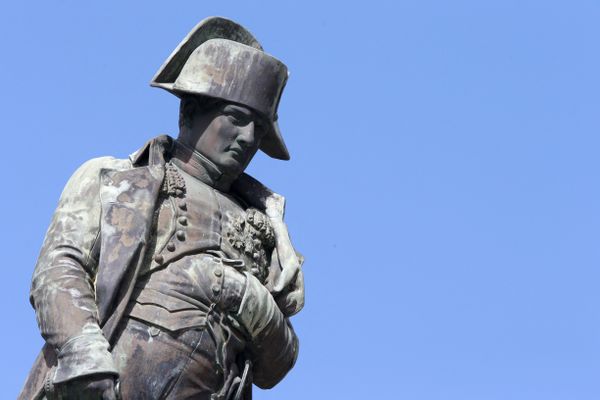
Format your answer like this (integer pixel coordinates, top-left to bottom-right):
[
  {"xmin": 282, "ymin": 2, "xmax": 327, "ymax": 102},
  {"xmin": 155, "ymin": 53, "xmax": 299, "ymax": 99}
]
[{"xmin": 184, "ymin": 101, "xmax": 267, "ymax": 176}]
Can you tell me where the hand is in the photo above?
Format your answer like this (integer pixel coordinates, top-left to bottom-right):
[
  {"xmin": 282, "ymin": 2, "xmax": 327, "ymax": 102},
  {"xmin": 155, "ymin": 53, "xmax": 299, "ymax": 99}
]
[
  {"xmin": 59, "ymin": 375, "xmax": 119, "ymax": 400},
  {"xmin": 264, "ymin": 193, "xmax": 285, "ymax": 219},
  {"xmin": 274, "ymin": 267, "xmax": 305, "ymax": 317}
]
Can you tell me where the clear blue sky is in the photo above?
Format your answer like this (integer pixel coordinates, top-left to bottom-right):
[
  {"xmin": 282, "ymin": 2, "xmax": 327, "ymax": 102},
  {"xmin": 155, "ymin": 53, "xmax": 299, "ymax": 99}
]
[{"xmin": 2, "ymin": 1, "xmax": 599, "ymax": 399}]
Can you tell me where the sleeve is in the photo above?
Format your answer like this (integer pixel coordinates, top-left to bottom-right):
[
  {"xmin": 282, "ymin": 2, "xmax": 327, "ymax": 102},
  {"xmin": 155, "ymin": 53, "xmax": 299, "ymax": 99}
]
[
  {"xmin": 235, "ymin": 272, "xmax": 299, "ymax": 389},
  {"xmin": 30, "ymin": 157, "xmax": 120, "ymax": 384}
]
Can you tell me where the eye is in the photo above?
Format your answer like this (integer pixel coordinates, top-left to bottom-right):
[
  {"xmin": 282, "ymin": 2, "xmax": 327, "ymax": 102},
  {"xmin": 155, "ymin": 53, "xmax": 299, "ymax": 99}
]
[{"xmin": 226, "ymin": 111, "xmax": 251, "ymax": 126}]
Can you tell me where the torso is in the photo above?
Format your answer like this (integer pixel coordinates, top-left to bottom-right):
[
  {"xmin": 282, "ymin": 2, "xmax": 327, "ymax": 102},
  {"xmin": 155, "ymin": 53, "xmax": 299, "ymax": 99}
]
[{"xmin": 128, "ymin": 160, "xmax": 275, "ymax": 332}]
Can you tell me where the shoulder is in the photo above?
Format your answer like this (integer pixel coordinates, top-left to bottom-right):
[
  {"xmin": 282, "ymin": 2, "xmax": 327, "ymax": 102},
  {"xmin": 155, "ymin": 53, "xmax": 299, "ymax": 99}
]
[
  {"xmin": 68, "ymin": 156, "xmax": 132, "ymax": 182},
  {"xmin": 75, "ymin": 156, "xmax": 132, "ymax": 175},
  {"xmin": 59, "ymin": 157, "xmax": 133, "ymax": 199}
]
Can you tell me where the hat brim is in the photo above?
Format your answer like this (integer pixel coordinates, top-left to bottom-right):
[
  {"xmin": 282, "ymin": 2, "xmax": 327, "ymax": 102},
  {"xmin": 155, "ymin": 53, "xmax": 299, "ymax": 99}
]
[{"xmin": 261, "ymin": 119, "xmax": 290, "ymax": 161}]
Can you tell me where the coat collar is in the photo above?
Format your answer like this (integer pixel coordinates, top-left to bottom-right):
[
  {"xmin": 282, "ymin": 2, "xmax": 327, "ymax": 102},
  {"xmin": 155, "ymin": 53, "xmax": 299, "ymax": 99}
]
[{"xmin": 170, "ymin": 139, "xmax": 236, "ymax": 192}]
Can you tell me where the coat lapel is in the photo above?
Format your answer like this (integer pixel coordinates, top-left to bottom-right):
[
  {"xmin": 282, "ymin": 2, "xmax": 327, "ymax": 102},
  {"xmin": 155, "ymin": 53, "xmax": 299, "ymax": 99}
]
[{"xmin": 96, "ymin": 165, "xmax": 164, "ymax": 331}]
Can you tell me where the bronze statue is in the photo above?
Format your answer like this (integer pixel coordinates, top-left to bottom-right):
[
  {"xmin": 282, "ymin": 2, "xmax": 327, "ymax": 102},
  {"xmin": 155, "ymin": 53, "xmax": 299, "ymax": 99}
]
[{"xmin": 19, "ymin": 17, "xmax": 304, "ymax": 400}]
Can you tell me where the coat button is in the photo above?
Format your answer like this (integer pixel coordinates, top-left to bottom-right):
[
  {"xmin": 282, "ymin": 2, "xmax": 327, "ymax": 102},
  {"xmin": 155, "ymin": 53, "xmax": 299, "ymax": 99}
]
[
  {"xmin": 167, "ymin": 242, "xmax": 176, "ymax": 252},
  {"xmin": 178, "ymin": 216, "xmax": 188, "ymax": 226},
  {"xmin": 176, "ymin": 230, "xmax": 185, "ymax": 241},
  {"xmin": 214, "ymin": 268, "xmax": 223, "ymax": 277},
  {"xmin": 154, "ymin": 254, "xmax": 164, "ymax": 264},
  {"xmin": 178, "ymin": 200, "xmax": 187, "ymax": 210},
  {"xmin": 212, "ymin": 285, "xmax": 221, "ymax": 295}
]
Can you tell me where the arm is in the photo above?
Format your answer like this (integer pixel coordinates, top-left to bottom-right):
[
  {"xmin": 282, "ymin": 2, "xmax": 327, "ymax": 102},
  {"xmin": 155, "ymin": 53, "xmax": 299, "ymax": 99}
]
[
  {"xmin": 245, "ymin": 193, "xmax": 303, "ymax": 387},
  {"xmin": 30, "ymin": 157, "xmax": 121, "ymax": 384},
  {"xmin": 226, "ymin": 176, "xmax": 303, "ymax": 386}
]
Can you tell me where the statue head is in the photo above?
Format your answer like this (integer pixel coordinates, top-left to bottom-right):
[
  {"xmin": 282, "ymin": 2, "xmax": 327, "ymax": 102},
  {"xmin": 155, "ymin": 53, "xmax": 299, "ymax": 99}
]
[
  {"xmin": 176, "ymin": 95, "xmax": 267, "ymax": 177},
  {"xmin": 151, "ymin": 17, "xmax": 290, "ymax": 176}
]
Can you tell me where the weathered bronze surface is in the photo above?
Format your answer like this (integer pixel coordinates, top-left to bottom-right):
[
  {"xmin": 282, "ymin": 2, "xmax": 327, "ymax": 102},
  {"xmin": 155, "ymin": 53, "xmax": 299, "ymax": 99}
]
[{"xmin": 19, "ymin": 16, "xmax": 304, "ymax": 400}]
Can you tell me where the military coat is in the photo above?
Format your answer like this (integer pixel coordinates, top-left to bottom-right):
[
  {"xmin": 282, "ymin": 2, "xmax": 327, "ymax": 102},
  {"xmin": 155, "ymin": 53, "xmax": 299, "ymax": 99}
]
[{"xmin": 19, "ymin": 136, "xmax": 300, "ymax": 400}]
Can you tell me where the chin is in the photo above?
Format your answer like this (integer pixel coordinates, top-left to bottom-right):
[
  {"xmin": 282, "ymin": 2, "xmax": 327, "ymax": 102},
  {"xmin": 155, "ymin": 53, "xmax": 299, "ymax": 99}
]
[{"xmin": 218, "ymin": 157, "xmax": 244, "ymax": 175}]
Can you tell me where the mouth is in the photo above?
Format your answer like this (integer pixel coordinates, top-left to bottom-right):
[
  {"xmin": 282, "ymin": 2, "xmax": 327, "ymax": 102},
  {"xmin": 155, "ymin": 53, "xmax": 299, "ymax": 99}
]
[{"xmin": 227, "ymin": 146, "xmax": 245, "ymax": 161}]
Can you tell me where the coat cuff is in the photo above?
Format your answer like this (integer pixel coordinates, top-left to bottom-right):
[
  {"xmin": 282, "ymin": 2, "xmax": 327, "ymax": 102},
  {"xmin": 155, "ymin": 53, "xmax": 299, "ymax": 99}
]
[
  {"xmin": 220, "ymin": 266, "xmax": 247, "ymax": 313},
  {"xmin": 53, "ymin": 325, "xmax": 118, "ymax": 384},
  {"xmin": 236, "ymin": 272, "xmax": 278, "ymax": 339}
]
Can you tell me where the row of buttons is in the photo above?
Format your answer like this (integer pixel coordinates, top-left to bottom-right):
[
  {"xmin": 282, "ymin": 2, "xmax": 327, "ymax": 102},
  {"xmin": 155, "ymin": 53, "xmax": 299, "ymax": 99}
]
[
  {"xmin": 153, "ymin": 199, "xmax": 190, "ymax": 264},
  {"xmin": 149, "ymin": 190, "xmax": 223, "ymax": 299}
]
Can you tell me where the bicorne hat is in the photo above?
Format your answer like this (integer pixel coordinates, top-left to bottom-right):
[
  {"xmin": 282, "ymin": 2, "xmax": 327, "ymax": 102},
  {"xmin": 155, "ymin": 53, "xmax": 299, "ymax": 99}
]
[{"xmin": 151, "ymin": 17, "xmax": 290, "ymax": 160}]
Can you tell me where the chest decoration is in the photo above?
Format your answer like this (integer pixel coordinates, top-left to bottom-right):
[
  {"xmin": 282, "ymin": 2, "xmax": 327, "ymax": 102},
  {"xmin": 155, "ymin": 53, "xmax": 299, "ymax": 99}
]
[{"xmin": 225, "ymin": 208, "xmax": 275, "ymax": 283}]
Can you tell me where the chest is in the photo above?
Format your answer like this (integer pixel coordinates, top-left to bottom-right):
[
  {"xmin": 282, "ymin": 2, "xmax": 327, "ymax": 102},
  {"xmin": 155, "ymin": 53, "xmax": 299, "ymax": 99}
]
[{"xmin": 142, "ymin": 164, "xmax": 275, "ymax": 282}]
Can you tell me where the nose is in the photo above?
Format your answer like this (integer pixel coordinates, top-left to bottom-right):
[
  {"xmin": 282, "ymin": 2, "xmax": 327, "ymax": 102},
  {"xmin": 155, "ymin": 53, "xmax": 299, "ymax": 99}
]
[{"xmin": 236, "ymin": 121, "xmax": 256, "ymax": 148}]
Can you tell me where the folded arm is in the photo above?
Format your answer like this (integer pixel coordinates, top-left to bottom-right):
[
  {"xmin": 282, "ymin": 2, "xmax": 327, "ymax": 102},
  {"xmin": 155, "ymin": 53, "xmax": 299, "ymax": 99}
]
[{"xmin": 232, "ymin": 271, "xmax": 299, "ymax": 388}]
